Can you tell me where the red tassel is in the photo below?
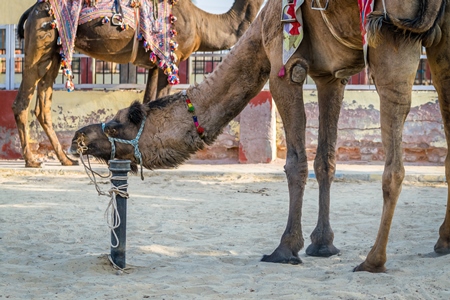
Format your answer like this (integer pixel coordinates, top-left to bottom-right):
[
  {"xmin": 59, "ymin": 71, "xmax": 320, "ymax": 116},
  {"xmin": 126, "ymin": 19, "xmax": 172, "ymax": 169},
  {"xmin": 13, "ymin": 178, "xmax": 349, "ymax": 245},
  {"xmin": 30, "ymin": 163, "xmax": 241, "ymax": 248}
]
[
  {"xmin": 278, "ymin": 66, "xmax": 286, "ymax": 78},
  {"xmin": 197, "ymin": 126, "xmax": 205, "ymax": 135}
]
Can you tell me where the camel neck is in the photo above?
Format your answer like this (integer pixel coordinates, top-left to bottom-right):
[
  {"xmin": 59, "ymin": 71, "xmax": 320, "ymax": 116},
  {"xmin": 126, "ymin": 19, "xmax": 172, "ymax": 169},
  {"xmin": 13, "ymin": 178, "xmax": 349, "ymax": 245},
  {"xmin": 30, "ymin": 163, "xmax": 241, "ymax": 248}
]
[{"xmin": 184, "ymin": 15, "xmax": 270, "ymax": 144}]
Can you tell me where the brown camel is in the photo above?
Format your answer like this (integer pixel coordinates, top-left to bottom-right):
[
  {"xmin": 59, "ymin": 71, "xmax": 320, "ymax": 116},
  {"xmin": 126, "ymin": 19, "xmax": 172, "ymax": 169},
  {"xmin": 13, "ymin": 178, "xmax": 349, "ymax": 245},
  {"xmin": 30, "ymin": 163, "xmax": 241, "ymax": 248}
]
[
  {"xmin": 69, "ymin": 0, "xmax": 450, "ymax": 273},
  {"xmin": 12, "ymin": 0, "xmax": 264, "ymax": 168}
]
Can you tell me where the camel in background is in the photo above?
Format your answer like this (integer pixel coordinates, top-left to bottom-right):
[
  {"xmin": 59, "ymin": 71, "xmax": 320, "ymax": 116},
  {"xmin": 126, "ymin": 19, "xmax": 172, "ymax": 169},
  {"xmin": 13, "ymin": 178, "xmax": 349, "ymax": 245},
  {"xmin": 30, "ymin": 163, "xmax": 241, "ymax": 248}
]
[
  {"xmin": 70, "ymin": 0, "xmax": 450, "ymax": 273},
  {"xmin": 12, "ymin": 0, "xmax": 264, "ymax": 168}
]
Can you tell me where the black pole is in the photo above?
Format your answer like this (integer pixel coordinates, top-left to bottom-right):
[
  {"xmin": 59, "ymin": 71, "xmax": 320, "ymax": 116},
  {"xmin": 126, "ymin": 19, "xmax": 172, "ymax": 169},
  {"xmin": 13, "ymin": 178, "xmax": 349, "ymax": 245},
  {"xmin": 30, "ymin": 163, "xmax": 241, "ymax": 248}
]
[{"xmin": 109, "ymin": 159, "xmax": 131, "ymax": 269}]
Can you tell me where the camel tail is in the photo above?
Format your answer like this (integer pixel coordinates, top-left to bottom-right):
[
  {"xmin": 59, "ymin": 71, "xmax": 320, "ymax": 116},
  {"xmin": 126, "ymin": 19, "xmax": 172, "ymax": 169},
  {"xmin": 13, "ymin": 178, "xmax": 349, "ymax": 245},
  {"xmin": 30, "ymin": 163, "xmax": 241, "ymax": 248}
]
[
  {"xmin": 367, "ymin": 0, "xmax": 446, "ymax": 47},
  {"xmin": 18, "ymin": 4, "xmax": 35, "ymax": 40},
  {"xmin": 388, "ymin": 0, "xmax": 446, "ymax": 33}
]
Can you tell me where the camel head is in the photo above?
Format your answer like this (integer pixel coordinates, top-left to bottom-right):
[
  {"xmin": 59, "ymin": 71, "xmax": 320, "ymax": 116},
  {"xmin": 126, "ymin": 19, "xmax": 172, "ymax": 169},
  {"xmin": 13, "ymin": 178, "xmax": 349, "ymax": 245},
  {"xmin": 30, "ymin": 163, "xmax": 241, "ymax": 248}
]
[
  {"xmin": 70, "ymin": 101, "xmax": 148, "ymax": 173},
  {"xmin": 70, "ymin": 93, "xmax": 208, "ymax": 172}
]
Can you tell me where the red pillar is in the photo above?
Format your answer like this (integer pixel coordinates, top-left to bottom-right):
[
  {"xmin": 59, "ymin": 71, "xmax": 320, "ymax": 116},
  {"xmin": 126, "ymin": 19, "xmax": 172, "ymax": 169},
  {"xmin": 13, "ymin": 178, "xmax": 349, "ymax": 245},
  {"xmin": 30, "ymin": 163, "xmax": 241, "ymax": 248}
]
[
  {"xmin": 0, "ymin": 90, "xmax": 22, "ymax": 159},
  {"xmin": 239, "ymin": 91, "xmax": 277, "ymax": 163},
  {"xmin": 80, "ymin": 57, "xmax": 93, "ymax": 83}
]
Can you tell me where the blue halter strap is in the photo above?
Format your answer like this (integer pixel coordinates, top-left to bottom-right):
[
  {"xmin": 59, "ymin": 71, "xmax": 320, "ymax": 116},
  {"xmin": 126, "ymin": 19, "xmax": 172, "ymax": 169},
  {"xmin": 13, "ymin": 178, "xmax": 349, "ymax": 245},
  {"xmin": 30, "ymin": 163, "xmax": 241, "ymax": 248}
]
[{"xmin": 102, "ymin": 115, "xmax": 147, "ymax": 180}]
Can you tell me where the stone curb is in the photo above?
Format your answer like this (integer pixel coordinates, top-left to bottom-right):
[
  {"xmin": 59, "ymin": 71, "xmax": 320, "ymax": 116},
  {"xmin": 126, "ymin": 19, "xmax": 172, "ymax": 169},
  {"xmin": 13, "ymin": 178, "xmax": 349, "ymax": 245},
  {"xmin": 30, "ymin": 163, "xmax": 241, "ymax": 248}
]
[{"xmin": 0, "ymin": 161, "xmax": 446, "ymax": 183}]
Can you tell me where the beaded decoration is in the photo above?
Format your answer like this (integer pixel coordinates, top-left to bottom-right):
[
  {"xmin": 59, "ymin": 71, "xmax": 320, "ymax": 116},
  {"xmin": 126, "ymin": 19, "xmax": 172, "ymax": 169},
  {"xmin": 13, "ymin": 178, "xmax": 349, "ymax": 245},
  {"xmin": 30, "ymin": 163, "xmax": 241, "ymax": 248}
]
[{"xmin": 184, "ymin": 94, "xmax": 205, "ymax": 137}]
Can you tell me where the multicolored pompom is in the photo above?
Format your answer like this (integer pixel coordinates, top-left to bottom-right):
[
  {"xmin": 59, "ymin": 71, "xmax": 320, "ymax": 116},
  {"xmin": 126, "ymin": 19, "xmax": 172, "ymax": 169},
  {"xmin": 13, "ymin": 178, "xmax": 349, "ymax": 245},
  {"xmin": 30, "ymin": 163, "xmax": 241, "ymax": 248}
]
[
  {"xmin": 169, "ymin": 14, "xmax": 177, "ymax": 23},
  {"xmin": 149, "ymin": 52, "xmax": 157, "ymax": 64},
  {"xmin": 65, "ymin": 80, "xmax": 75, "ymax": 92}
]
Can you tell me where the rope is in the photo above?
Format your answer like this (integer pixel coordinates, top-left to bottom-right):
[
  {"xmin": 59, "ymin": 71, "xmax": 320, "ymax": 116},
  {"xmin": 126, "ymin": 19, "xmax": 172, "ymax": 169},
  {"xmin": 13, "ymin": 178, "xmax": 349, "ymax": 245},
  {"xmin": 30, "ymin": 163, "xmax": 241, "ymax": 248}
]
[
  {"xmin": 382, "ymin": 0, "xmax": 387, "ymax": 18},
  {"xmin": 105, "ymin": 175, "xmax": 129, "ymax": 248},
  {"xmin": 76, "ymin": 139, "xmax": 134, "ymax": 273},
  {"xmin": 107, "ymin": 254, "xmax": 133, "ymax": 274},
  {"xmin": 102, "ymin": 115, "xmax": 146, "ymax": 180},
  {"xmin": 76, "ymin": 139, "xmax": 129, "ymax": 249},
  {"xmin": 152, "ymin": 0, "xmax": 158, "ymax": 20},
  {"xmin": 130, "ymin": 0, "xmax": 141, "ymax": 64},
  {"xmin": 77, "ymin": 138, "xmax": 111, "ymax": 196}
]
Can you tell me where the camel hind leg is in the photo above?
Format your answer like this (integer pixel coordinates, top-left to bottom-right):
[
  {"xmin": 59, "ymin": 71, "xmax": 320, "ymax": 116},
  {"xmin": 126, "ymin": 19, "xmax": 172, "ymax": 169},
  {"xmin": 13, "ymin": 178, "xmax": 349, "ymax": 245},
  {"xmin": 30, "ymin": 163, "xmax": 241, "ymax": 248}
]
[
  {"xmin": 425, "ymin": 12, "xmax": 450, "ymax": 254},
  {"xmin": 12, "ymin": 68, "xmax": 41, "ymax": 167},
  {"xmin": 143, "ymin": 67, "xmax": 173, "ymax": 103},
  {"xmin": 34, "ymin": 54, "xmax": 78, "ymax": 166},
  {"xmin": 304, "ymin": 75, "xmax": 346, "ymax": 258},
  {"xmin": 12, "ymin": 1, "xmax": 68, "ymax": 167},
  {"xmin": 261, "ymin": 60, "xmax": 309, "ymax": 264},
  {"xmin": 354, "ymin": 36, "xmax": 421, "ymax": 273},
  {"xmin": 15, "ymin": 1, "xmax": 77, "ymax": 166},
  {"xmin": 143, "ymin": 67, "xmax": 159, "ymax": 103}
]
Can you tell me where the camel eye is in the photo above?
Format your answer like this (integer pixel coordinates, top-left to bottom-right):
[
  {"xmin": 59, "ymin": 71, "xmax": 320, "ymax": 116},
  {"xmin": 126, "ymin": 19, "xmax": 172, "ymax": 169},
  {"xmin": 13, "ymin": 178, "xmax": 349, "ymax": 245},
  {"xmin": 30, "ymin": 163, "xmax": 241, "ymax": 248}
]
[
  {"xmin": 110, "ymin": 128, "xmax": 118, "ymax": 136},
  {"xmin": 105, "ymin": 123, "xmax": 123, "ymax": 137}
]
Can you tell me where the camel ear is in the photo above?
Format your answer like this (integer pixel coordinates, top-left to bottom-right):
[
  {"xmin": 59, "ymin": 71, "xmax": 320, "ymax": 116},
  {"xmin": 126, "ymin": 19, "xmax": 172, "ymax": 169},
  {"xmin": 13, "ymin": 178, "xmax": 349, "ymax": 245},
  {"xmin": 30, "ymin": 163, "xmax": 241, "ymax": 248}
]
[{"xmin": 128, "ymin": 101, "xmax": 145, "ymax": 125}]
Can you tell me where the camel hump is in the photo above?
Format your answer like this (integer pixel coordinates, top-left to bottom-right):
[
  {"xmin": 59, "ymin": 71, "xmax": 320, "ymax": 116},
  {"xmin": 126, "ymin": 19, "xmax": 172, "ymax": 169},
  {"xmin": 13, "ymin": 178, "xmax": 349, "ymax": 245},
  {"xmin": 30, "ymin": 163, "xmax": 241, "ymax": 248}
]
[{"xmin": 388, "ymin": 0, "xmax": 445, "ymax": 33}]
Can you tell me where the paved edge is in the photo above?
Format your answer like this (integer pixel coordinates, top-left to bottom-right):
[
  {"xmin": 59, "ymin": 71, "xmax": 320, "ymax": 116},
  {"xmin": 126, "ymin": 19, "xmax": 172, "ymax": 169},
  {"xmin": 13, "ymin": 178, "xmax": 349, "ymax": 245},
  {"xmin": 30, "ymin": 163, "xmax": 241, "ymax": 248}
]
[{"xmin": 0, "ymin": 160, "xmax": 446, "ymax": 183}]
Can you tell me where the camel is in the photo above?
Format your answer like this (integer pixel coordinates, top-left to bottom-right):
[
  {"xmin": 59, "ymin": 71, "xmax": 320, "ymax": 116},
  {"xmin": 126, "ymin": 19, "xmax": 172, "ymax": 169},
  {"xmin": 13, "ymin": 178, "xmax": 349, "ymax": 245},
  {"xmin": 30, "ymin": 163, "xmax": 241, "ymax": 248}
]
[
  {"xmin": 69, "ymin": 0, "xmax": 450, "ymax": 273},
  {"xmin": 12, "ymin": 0, "xmax": 264, "ymax": 168}
]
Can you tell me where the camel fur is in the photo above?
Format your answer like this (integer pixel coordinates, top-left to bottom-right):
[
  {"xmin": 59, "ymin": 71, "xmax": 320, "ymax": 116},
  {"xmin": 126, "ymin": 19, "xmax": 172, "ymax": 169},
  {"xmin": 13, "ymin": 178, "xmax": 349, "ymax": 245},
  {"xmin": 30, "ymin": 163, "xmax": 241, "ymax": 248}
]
[
  {"xmin": 70, "ymin": 0, "xmax": 450, "ymax": 273},
  {"xmin": 12, "ymin": 0, "xmax": 264, "ymax": 168}
]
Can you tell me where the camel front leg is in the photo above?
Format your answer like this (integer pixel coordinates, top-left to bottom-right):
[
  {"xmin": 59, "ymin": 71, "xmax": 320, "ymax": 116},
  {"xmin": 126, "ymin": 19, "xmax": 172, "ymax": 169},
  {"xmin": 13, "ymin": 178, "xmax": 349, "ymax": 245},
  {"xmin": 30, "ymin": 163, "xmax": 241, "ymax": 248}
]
[
  {"xmin": 425, "ymin": 11, "xmax": 450, "ymax": 254},
  {"xmin": 34, "ymin": 54, "xmax": 78, "ymax": 166},
  {"xmin": 142, "ymin": 67, "xmax": 159, "ymax": 103},
  {"xmin": 143, "ymin": 67, "xmax": 172, "ymax": 103},
  {"xmin": 354, "ymin": 38, "xmax": 421, "ymax": 273},
  {"xmin": 305, "ymin": 76, "xmax": 345, "ymax": 257},
  {"xmin": 155, "ymin": 67, "xmax": 172, "ymax": 98},
  {"xmin": 261, "ymin": 61, "xmax": 308, "ymax": 264}
]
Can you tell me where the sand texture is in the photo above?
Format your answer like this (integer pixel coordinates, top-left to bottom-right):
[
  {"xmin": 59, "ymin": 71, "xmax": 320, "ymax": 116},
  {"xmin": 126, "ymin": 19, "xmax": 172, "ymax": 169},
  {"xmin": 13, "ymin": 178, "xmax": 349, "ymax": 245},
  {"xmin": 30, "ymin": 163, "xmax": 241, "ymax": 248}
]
[{"xmin": 1, "ymin": 165, "xmax": 449, "ymax": 299}]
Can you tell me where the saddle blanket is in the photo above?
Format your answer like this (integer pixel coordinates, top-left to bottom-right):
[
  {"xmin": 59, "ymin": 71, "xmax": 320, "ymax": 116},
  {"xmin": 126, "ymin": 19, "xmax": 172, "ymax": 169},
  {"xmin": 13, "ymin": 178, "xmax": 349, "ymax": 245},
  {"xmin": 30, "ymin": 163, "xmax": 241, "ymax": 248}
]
[
  {"xmin": 281, "ymin": 0, "xmax": 374, "ymax": 74},
  {"xmin": 39, "ymin": 0, "xmax": 179, "ymax": 91}
]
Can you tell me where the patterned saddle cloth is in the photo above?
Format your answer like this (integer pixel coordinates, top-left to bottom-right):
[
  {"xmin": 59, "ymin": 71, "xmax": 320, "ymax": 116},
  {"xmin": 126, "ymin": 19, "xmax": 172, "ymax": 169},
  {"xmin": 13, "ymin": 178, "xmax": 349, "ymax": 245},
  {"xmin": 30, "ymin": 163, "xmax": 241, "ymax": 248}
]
[
  {"xmin": 280, "ymin": 0, "xmax": 374, "ymax": 76},
  {"xmin": 39, "ymin": 0, "xmax": 179, "ymax": 91}
]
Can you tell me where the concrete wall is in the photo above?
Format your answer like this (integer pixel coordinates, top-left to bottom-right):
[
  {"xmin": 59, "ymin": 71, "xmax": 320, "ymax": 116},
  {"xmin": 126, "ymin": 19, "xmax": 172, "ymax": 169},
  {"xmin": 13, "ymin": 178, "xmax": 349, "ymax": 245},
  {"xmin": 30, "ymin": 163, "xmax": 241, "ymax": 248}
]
[
  {"xmin": 1, "ymin": 89, "xmax": 446, "ymax": 164},
  {"xmin": 2, "ymin": 2, "xmax": 445, "ymax": 164},
  {"xmin": 292, "ymin": 90, "xmax": 446, "ymax": 164}
]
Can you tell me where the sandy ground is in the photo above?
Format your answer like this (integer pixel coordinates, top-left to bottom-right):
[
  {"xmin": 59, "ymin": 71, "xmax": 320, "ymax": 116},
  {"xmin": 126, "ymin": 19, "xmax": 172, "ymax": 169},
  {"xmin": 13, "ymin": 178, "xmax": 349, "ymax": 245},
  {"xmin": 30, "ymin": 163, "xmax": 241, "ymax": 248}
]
[{"xmin": 1, "ymin": 165, "xmax": 450, "ymax": 299}]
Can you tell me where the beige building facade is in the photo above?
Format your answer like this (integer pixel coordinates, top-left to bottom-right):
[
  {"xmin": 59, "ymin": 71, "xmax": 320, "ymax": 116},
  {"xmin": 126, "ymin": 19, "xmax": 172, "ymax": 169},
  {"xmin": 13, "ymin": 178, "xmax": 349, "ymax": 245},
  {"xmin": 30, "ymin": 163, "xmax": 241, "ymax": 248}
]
[
  {"xmin": 0, "ymin": 0, "xmax": 445, "ymax": 165},
  {"xmin": 0, "ymin": 0, "xmax": 35, "ymax": 25}
]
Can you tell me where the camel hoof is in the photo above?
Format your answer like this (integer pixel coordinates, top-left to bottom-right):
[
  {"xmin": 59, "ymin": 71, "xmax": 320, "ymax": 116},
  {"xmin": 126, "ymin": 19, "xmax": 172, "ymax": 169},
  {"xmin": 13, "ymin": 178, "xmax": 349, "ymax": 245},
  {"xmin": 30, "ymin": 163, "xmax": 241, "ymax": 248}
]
[
  {"xmin": 434, "ymin": 239, "xmax": 450, "ymax": 255},
  {"xmin": 61, "ymin": 158, "xmax": 79, "ymax": 166},
  {"xmin": 305, "ymin": 243, "xmax": 340, "ymax": 257},
  {"xmin": 353, "ymin": 261, "xmax": 386, "ymax": 273},
  {"xmin": 25, "ymin": 161, "xmax": 42, "ymax": 168},
  {"xmin": 261, "ymin": 250, "xmax": 302, "ymax": 265}
]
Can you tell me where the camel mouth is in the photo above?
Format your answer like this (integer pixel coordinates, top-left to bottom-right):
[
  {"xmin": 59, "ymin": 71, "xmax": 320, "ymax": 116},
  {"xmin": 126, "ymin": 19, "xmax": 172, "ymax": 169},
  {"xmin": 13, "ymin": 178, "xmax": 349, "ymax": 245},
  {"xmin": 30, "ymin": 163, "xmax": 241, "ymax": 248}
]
[
  {"xmin": 66, "ymin": 148, "xmax": 80, "ymax": 160},
  {"xmin": 67, "ymin": 142, "xmax": 81, "ymax": 157},
  {"xmin": 69, "ymin": 131, "xmax": 140, "ymax": 173}
]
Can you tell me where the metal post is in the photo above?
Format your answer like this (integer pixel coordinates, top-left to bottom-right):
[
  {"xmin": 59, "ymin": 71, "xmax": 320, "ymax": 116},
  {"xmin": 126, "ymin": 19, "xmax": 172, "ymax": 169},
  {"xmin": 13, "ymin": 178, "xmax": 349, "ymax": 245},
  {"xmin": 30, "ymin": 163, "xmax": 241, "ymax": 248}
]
[{"xmin": 109, "ymin": 159, "xmax": 131, "ymax": 269}]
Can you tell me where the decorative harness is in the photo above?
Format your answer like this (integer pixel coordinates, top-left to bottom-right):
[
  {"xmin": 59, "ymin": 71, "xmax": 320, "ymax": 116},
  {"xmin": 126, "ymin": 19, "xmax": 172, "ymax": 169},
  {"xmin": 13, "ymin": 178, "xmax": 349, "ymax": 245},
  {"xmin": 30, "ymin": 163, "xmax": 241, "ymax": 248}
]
[
  {"xmin": 182, "ymin": 90, "xmax": 205, "ymax": 138},
  {"xmin": 102, "ymin": 115, "xmax": 147, "ymax": 180},
  {"xmin": 280, "ymin": 0, "xmax": 378, "ymax": 76}
]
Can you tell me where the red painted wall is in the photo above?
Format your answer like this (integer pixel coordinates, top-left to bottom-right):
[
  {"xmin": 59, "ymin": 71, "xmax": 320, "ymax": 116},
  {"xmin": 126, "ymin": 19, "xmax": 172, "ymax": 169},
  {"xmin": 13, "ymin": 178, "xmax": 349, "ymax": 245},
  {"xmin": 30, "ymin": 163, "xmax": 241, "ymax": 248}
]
[{"xmin": 0, "ymin": 90, "xmax": 22, "ymax": 159}]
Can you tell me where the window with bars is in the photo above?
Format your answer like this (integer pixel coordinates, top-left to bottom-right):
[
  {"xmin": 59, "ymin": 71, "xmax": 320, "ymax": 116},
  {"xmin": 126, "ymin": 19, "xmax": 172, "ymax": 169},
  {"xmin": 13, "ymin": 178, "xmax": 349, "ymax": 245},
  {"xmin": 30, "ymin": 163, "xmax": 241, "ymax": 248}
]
[{"xmin": 0, "ymin": 25, "xmax": 436, "ymax": 91}]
